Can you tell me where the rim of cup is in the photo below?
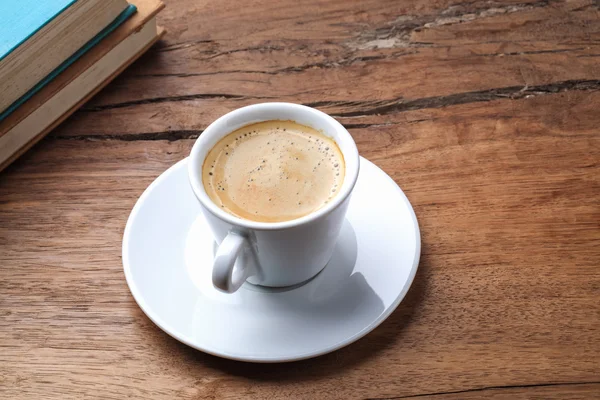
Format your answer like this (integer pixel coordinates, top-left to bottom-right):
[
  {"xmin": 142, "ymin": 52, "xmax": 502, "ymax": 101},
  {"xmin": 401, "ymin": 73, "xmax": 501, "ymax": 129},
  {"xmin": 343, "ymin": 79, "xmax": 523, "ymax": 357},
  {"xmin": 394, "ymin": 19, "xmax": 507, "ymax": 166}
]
[{"xmin": 188, "ymin": 102, "xmax": 360, "ymax": 231}]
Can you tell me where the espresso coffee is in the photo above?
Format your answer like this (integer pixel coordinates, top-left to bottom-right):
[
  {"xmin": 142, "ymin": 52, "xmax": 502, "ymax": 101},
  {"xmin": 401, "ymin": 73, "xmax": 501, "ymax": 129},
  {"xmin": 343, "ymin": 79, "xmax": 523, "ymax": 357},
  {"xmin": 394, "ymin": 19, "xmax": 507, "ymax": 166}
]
[{"xmin": 202, "ymin": 120, "xmax": 345, "ymax": 222}]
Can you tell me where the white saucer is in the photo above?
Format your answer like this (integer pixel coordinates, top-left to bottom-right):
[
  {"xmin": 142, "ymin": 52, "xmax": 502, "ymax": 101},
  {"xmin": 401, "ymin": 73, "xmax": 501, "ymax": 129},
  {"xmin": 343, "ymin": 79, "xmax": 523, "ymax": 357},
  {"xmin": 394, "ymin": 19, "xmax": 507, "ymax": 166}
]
[{"xmin": 123, "ymin": 157, "xmax": 420, "ymax": 362}]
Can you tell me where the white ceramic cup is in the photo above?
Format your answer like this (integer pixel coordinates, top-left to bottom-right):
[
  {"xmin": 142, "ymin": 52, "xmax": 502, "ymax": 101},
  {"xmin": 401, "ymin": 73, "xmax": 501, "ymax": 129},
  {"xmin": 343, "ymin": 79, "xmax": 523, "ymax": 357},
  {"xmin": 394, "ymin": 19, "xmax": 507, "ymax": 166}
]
[{"xmin": 188, "ymin": 103, "xmax": 360, "ymax": 293}]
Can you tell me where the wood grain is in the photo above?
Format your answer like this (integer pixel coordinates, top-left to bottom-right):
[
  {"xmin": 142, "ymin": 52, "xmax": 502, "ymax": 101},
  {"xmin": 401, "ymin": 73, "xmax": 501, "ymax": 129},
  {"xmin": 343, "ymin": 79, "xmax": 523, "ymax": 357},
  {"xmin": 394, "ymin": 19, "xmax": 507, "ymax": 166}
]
[
  {"xmin": 50, "ymin": 0, "xmax": 600, "ymax": 138},
  {"xmin": 1, "ymin": 0, "xmax": 599, "ymax": 398}
]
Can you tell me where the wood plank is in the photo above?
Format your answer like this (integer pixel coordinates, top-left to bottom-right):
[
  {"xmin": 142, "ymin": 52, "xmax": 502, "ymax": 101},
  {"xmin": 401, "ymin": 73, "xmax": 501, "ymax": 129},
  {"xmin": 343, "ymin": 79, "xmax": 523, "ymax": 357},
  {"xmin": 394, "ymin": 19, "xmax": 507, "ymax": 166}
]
[
  {"xmin": 47, "ymin": 0, "xmax": 600, "ymax": 138},
  {"xmin": 84, "ymin": 0, "xmax": 599, "ymax": 106},
  {"xmin": 1, "ymin": 91, "xmax": 598, "ymax": 398},
  {"xmin": 394, "ymin": 383, "xmax": 600, "ymax": 399}
]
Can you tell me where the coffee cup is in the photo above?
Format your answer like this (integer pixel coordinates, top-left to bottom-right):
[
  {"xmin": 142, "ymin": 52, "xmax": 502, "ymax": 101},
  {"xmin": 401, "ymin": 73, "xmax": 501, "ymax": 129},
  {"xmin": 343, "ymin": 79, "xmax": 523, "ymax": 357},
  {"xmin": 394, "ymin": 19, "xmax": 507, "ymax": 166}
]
[{"xmin": 188, "ymin": 103, "xmax": 360, "ymax": 293}]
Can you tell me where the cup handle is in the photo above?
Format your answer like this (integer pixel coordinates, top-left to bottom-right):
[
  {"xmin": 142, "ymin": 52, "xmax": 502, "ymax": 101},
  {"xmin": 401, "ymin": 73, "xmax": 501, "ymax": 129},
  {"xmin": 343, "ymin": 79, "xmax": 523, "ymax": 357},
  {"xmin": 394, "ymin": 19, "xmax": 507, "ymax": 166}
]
[{"xmin": 212, "ymin": 231, "xmax": 254, "ymax": 293}]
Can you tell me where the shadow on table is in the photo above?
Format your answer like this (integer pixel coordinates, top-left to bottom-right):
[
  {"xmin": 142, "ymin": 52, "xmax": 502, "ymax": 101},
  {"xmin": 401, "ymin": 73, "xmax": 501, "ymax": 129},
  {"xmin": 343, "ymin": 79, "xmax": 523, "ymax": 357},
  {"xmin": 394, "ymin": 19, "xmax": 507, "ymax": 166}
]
[{"xmin": 146, "ymin": 254, "xmax": 428, "ymax": 381}]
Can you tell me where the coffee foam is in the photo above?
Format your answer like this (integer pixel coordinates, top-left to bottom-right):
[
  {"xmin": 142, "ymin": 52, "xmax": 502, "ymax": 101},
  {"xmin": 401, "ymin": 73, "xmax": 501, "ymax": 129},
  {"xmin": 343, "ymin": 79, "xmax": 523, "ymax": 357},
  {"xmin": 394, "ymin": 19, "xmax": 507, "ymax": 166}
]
[{"xmin": 202, "ymin": 120, "xmax": 345, "ymax": 222}]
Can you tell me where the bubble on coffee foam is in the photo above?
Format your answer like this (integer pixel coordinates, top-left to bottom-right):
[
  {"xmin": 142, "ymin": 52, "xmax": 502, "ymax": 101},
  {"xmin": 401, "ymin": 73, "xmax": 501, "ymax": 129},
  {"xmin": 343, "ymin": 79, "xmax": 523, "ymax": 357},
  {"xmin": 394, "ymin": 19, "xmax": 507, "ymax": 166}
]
[{"xmin": 204, "ymin": 121, "xmax": 344, "ymax": 221}]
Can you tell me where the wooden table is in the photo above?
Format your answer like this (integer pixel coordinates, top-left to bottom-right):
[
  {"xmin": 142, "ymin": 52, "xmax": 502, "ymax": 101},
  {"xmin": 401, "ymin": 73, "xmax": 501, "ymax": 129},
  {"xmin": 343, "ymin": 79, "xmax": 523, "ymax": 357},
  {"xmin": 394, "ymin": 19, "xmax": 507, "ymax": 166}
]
[{"xmin": 1, "ymin": 0, "xmax": 599, "ymax": 398}]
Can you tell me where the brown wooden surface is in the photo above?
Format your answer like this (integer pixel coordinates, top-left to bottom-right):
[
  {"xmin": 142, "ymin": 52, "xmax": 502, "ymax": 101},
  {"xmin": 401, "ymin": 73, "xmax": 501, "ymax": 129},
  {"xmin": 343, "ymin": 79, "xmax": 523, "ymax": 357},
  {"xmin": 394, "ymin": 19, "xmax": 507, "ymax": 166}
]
[{"xmin": 1, "ymin": 0, "xmax": 599, "ymax": 398}]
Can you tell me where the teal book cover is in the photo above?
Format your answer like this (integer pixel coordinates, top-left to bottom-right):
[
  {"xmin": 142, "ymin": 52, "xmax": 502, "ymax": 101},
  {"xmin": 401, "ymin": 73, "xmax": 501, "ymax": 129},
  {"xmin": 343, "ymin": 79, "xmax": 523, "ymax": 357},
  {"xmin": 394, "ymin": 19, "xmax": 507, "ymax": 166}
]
[
  {"xmin": 0, "ymin": 0, "xmax": 78, "ymax": 61},
  {"xmin": 0, "ymin": 1, "xmax": 137, "ymax": 121}
]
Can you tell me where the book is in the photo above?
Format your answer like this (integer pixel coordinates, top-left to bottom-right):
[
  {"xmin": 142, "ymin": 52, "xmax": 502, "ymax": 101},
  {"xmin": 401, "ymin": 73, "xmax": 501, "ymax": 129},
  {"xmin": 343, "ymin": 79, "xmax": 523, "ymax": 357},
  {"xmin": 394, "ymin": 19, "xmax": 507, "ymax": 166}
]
[
  {"xmin": 0, "ymin": 0, "xmax": 134, "ymax": 117},
  {"xmin": 0, "ymin": 0, "xmax": 165, "ymax": 171}
]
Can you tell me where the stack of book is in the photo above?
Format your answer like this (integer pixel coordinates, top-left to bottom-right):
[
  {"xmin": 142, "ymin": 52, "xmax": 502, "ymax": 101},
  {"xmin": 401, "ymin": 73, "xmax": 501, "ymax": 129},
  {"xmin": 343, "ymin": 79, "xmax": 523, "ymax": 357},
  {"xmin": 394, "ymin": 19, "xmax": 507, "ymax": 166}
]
[{"xmin": 0, "ymin": 0, "xmax": 165, "ymax": 171}]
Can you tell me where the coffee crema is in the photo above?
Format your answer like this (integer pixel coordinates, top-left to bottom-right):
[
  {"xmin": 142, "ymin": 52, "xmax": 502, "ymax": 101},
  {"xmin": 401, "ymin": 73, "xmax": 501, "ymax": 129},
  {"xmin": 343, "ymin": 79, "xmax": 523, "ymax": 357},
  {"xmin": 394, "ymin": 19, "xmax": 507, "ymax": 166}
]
[{"xmin": 202, "ymin": 121, "xmax": 345, "ymax": 222}]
